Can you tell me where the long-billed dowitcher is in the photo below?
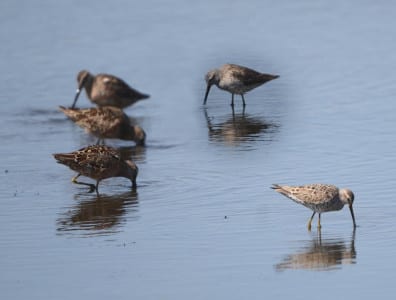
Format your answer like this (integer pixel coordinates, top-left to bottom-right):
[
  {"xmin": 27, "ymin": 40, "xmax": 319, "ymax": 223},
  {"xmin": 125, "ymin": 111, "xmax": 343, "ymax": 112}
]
[
  {"xmin": 53, "ymin": 145, "xmax": 138, "ymax": 194},
  {"xmin": 59, "ymin": 106, "xmax": 146, "ymax": 145},
  {"xmin": 203, "ymin": 64, "xmax": 279, "ymax": 107},
  {"xmin": 271, "ymin": 184, "xmax": 356, "ymax": 230},
  {"xmin": 71, "ymin": 70, "xmax": 149, "ymax": 109}
]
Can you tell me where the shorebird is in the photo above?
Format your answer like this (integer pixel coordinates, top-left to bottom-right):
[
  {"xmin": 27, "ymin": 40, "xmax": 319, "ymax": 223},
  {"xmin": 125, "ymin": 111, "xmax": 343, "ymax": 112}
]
[
  {"xmin": 71, "ymin": 70, "xmax": 149, "ymax": 109},
  {"xmin": 271, "ymin": 184, "xmax": 356, "ymax": 230},
  {"xmin": 59, "ymin": 106, "xmax": 146, "ymax": 145},
  {"xmin": 203, "ymin": 64, "xmax": 279, "ymax": 106},
  {"xmin": 53, "ymin": 145, "xmax": 138, "ymax": 194}
]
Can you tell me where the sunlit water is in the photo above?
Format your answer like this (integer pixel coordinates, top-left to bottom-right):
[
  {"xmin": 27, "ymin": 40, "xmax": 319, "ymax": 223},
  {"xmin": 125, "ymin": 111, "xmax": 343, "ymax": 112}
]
[{"xmin": 1, "ymin": 0, "xmax": 396, "ymax": 299}]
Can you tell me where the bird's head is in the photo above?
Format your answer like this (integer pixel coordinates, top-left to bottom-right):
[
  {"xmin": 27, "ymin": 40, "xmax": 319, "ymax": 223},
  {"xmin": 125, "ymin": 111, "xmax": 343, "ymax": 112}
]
[
  {"xmin": 71, "ymin": 70, "xmax": 92, "ymax": 108},
  {"xmin": 340, "ymin": 188, "xmax": 356, "ymax": 228},
  {"xmin": 124, "ymin": 160, "xmax": 138, "ymax": 189},
  {"xmin": 203, "ymin": 69, "xmax": 219, "ymax": 105}
]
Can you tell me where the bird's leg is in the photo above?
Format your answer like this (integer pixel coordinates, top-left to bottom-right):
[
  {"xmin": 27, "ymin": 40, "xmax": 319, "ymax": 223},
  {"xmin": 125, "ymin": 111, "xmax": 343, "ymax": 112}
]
[
  {"xmin": 307, "ymin": 211, "xmax": 316, "ymax": 231},
  {"xmin": 231, "ymin": 94, "xmax": 235, "ymax": 107},
  {"xmin": 241, "ymin": 94, "xmax": 246, "ymax": 106},
  {"xmin": 318, "ymin": 213, "xmax": 322, "ymax": 230},
  {"xmin": 95, "ymin": 180, "xmax": 100, "ymax": 196},
  {"xmin": 96, "ymin": 138, "xmax": 105, "ymax": 145},
  {"xmin": 72, "ymin": 174, "xmax": 96, "ymax": 192}
]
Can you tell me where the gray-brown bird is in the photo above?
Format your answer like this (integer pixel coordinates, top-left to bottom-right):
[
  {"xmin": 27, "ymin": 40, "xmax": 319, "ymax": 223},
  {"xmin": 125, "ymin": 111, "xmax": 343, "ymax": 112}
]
[
  {"xmin": 59, "ymin": 106, "xmax": 146, "ymax": 146},
  {"xmin": 53, "ymin": 145, "xmax": 138, "ymax": 194},
  {"xmin": 71, "ymin": 70, "xmax": 149, "ymax": 109},
  {"xmin": 203, "ymin": 64, "xmax": 279, "ymax": 106},
  {"xmin": 271, "ymin": 184, "xmax": 356, "ymax": 230}
]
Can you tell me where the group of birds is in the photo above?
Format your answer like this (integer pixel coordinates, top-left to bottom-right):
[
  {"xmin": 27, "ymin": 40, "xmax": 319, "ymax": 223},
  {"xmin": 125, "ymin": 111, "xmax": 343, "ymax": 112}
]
[
  {"xmin": 53, "ymin": 70, "xmax": 149, "ymax": 195},
  {"xmin": 53, "ymin": 64, "xmax": 356, "ymax": 230}
]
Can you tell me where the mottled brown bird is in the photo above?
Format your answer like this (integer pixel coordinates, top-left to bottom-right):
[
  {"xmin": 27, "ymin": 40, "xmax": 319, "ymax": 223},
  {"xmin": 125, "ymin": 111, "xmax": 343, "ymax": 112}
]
[
  {"xmin": 59, "ymin": 106, "xmax": 146, "ymax": 146},
  {"xmin": 53, "ymin": 145, "xmax": 138, "ymax": 194},
  {"xmin": 271, "ymin": 184, "xmax": 356, "ymax": 230},
  {"xmin": 203, "ymin": 64, "xmax": 279, "ymax": 106},
  {"xmin": 71, "ymin": 70, "xmax": 149, "ymax": 109}
]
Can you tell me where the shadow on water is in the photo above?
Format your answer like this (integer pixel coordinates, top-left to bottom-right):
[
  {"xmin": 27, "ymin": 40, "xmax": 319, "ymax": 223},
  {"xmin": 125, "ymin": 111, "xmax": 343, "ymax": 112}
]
[
  {"xmin": 56, "ymin": 190, "xmax": 139, "ymax": 237},
  {"xmin": 204, "ymin": 107, "xmax": 279, "ymax": 147},
  {"xmin": 275, "ymin": 229, "xmax": 356, "ymax": 272}
]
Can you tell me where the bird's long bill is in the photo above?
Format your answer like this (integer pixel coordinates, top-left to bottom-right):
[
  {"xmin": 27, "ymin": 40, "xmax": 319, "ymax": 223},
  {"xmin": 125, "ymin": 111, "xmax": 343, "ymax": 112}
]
[
  {"xmin": 71, "ymin": 88, "xmax": 82, "ymax": 109},
  {"xmin": 203, "ymin": 84, "xmax": 212, "ymax": 105},
  {"xmin": 349, "ymin": 204, "xmax": 357, "ymax": 228}
]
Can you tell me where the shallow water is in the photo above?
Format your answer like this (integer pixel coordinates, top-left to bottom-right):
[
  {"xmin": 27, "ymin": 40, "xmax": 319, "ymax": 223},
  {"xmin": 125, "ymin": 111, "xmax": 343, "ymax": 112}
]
[{"xmin": 2, "ymin": 0, "xmax": 396, "ymax": 299}]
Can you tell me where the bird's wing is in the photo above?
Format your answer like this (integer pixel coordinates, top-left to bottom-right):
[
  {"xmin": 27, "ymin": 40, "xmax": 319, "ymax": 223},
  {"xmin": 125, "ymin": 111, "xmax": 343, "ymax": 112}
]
[
  {"xmin": 78, "ymin": 146, "xmax": 121, "ymax": 170},
  {"xmin": 101, "ymin": 75, "xmax": 138, "ymax": 97},
  {"xmin": 230, "ymin": 65, "xmax": 277, "ymax": 86},
  {"xmin": 74, "ymin": 108, "xmax": 123, "ymax": 134},
  {"xmin": 272, "ymin": 184, "xmax": 337, "ymax": 205}
]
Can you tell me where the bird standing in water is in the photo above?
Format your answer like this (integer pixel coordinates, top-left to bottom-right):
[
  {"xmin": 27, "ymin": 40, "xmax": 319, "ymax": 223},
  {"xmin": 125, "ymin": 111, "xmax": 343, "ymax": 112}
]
[
  {"xmin": 271, "ymin": 184, "xmax": 356, "ymax": 230},
  {"xmin": 71, "ymin": 70, "xmax": 149, "ymax": 109},
  {"xmin": 59, "ymin": 106, "xmax": 146, "ymax": 146},
  {"xmin": 203, "ymin": 64, "xmax": 279, "ymax": 107},
  {"xmin": 53, "ymin": 145, "xmax": 138, "ymax": 195}
]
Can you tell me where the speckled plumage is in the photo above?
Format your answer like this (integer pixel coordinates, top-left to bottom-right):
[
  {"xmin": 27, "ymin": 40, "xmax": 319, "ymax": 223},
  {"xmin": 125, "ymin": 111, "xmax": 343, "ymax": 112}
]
[
  {"xmin": 203, "ymin": 64, "xmax": 279, "ymax": 106},
  {"xmin": 59, "ymin": 106, "xmax": 146, "ymax": 145},
  {"xmin": 271, "ymin": 184, "xmax": 356, "ymax": 230},
  {"xmin": 71, "ymin": 70, "xmax": 149, "ymax": 109},
  {"xmin": 53, "ymin": 145, "xmax": 138, "ymax": 193}
]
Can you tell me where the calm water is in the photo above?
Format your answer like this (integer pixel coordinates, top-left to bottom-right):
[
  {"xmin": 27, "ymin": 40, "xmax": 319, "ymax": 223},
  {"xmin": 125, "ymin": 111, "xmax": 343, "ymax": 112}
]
[{"xmin": 1, "ymin": 0, "xmax": 396, "ymax": 299}]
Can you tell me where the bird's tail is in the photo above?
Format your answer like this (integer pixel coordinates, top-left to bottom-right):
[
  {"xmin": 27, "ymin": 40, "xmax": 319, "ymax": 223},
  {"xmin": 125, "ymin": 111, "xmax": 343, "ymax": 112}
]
[
  {"xmin": 53, "ymin": 153, "xmax": 75, "ymax": 165},
  {"xmin": 139, "ymin": 93, "xmax": 150, "ymax": 100},
  {"xmin": 271, "ymin": 184, "xmax": 291, "ymax": 198},
  {"xmin": 271, "ymin": 183, "xmax": 282, "ymax": 190},
  {"xmin": 59, "ymin": 105, "xmax": 81, "ymax": 120},
  {"xmin": 264, "ymin": 74, "xmax": 279, "ymax": 81}
]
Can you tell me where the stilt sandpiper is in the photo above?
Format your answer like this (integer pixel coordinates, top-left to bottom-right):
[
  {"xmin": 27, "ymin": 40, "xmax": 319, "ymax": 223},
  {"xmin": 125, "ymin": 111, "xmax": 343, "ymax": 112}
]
[
  {"xmin": 53, "ymin": 145, "xmax": 138, "ymax": 194},
  {"xmin": 71, "ymin": 70, "xmax": 149, "ymax": 109},
  {"xmin": 203, "ymin": 64, "xmax": 279, "ymax": 107},
  {"xmin": 271, "ymin": 184, "xmax": 356, "ymax": 230},
  {"xmin": 59, "ymin": 106, "xmax": 146, "ymax": 145}
]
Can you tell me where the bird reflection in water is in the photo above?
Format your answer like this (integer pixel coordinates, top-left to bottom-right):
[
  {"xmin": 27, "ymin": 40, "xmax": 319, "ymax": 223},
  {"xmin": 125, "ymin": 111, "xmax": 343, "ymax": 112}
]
[
  {"xmin": 275, "ymin": 229, "xmax": 356, "ymax": 271},
  {"xmin": 56, "ymin": 190, "xmax": 138, "ymax": 236},
  {"xmin": 204, "ymin": 108, "xmax": 278, "ymax": 146}
]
